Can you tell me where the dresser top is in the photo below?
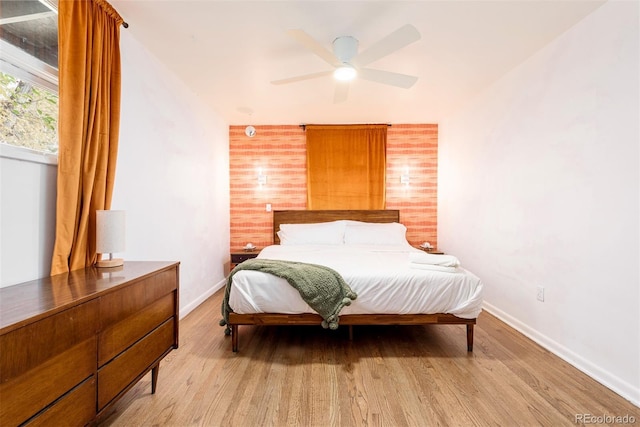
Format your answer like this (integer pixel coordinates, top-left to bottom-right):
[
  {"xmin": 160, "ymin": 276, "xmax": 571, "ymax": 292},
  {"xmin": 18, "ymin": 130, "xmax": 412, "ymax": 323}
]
[{"xmin": 0, "ymin": 261, "xmax": 179, "ymax": 333}]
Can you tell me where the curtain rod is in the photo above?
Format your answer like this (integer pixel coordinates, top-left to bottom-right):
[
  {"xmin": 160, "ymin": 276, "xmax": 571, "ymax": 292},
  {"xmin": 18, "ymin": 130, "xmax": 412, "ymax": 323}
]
[
  {"xmin": 98, "ymin": 0, "xmax": 129, "ymax": 28},
  {"xmin": 299, "ymin": 123, "xmax": 392, "ymax": 131}
]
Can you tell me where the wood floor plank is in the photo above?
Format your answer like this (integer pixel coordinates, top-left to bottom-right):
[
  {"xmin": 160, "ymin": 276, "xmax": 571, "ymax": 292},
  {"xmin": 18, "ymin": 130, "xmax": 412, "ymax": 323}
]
[{"xmin": 98, "ymin": 289, "xmax": 639, "ymax": 427}]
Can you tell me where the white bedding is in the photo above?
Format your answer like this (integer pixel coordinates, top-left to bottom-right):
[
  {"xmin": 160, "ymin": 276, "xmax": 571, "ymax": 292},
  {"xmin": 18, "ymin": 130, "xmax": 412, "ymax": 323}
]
[{"xmin": 229, "ymin": 244, "xmax": 484, "ymax": 319}]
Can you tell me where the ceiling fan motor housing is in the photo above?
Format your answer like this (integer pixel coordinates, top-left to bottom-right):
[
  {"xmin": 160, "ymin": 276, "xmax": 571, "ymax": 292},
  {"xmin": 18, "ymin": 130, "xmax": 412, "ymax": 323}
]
[{"xmin": 332, "ymin": 36, "xmax": 358, "ymax": 64}]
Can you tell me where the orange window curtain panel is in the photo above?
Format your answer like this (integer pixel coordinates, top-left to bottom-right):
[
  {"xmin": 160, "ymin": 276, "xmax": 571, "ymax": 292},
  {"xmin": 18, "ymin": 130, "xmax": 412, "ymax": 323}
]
[
  {"xmin": 51, "ymin": 0, "xmax": 125, "ymax": 275},
  {"xmin": 306, "ymin": 124, "xmax": 387, "ymax": 210}
]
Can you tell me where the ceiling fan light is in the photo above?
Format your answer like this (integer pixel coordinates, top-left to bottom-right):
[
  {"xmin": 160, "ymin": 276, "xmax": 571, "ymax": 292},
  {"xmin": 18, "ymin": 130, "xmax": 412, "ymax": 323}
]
[{"xmin": 334, "ymin": 65, "xmax": 357, "ymax": 81}]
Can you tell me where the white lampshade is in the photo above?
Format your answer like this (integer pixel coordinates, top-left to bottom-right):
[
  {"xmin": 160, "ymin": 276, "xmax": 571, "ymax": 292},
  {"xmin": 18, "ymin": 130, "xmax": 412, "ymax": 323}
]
[{"xmin": 96, "ymin": 210, "xmax": 125, "ymax": 267}]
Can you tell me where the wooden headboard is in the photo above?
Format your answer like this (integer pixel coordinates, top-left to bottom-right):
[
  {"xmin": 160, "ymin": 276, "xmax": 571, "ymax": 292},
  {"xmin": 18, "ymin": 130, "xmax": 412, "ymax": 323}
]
[{"xmin": 273, "ymin": 210, "xmax": 400, "ymax": 244}]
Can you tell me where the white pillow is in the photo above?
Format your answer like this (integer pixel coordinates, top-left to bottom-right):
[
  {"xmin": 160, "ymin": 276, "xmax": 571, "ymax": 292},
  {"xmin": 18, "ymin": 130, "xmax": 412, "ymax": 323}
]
[
  {"xmin": 343, "ymin": 222, "xmax": 408, "ymax": 246},
  {"xmin": 278, "ymin": 221, "xmax": 346, "ymax": 245}
]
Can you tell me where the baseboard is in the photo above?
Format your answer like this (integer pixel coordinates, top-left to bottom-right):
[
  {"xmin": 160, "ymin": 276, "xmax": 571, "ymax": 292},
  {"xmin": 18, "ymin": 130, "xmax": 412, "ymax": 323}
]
[
  {"xmin": 482, "ymin": 302, "xmax": 639, "ymax": 408},
  {"xmin": 179, "ymin": 278, "xmax": 226, "ymax": 320}
]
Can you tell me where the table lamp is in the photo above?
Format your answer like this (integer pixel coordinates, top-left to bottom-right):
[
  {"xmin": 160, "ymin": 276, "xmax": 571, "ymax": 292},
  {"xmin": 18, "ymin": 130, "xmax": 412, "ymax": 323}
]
[{"xmin": 96, "ymin": 210, "xmax": 125, "ymax": 268}]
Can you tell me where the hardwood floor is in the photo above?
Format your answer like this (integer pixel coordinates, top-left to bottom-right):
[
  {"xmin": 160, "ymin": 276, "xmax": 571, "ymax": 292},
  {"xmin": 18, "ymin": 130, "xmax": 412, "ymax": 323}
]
[{"xmin": 99, "ymin": 289, "xmax": 639, "ymax": 426}]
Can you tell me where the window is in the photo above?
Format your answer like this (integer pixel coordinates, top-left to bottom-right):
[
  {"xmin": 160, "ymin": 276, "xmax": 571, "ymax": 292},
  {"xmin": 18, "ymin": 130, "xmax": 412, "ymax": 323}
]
[{"xmin": 0, "ymin": 0, "xmax": 59, "ymax": 155}]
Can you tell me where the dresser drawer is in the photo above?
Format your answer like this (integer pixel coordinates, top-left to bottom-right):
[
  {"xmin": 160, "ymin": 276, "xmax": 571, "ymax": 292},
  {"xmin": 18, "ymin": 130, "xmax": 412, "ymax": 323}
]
[
  {"xmin": 98, "ymin": 318, "xmax": 175, "ymax": 410},
  {"xmin": 0, "ymin": 301, "xmax": 97, "ymax": 426},
  {"xmin": 24, "ymin": 376, "xmax": 96, "ymax": 427},
  {"xmin": 99, "ymin": 269, "xmax": 177, "ymax": 328},
  {"xmin": 0, "ymin": 300, "xmax": 97, "ymax": 380},
  {"xmin": 0, "ymin": 337, "xmax": 96, "ymax": 426},
  {"xmin": 98, "ymin": 292, "xmax": 176, "ymax": 366}
]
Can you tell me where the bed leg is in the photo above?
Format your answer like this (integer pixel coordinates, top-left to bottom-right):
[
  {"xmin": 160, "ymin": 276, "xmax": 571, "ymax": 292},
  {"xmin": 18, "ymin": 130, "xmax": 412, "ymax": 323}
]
[
  {"xmin": 348, "ymin": 325, "xmax": 353, "ymax": 341},
  {"xmin": 232, "ymin": 325, "xmax": 238, "ymax": 352},
  {"xmin": 467, "ymin": 324, "xmax": 474, "ymax": 352}
]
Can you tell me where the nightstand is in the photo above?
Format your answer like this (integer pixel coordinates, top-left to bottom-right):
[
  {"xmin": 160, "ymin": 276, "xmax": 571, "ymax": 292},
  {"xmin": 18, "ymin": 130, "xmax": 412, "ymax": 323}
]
[
  {"xmin": 416, "ymin": 246, "xmax": 444, "ymax": 255},
  {"xmin": 230, "ymin": 249, "xmax": 261, "ymax": 269}
]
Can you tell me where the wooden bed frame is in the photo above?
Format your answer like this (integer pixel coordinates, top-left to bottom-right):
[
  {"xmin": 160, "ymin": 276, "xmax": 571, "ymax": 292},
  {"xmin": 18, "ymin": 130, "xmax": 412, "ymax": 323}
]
[{"xmin": 227, "ymin": 210, "xmax": 476, "ymax": 352}]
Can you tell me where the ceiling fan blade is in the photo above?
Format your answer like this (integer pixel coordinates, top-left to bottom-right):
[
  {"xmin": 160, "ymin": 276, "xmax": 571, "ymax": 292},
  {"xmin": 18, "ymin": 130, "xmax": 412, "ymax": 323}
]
[
  {"xmin": 359, "ymin": 68, "xmax": 418, "ymax": 89},
  {"xmin": 333, "ymin": 82, "xmax": 349, "ymax": 104},
  {"xmin": 353, "ymin": 24, "xmax": 421, "ymax": 67},
  {"xmin": 271, "ymin": 70, "xmax": 333, "ymax": 85},
  {"xmin": 287, "ymin": 29, "xmax": 339, "ymax": 67}
]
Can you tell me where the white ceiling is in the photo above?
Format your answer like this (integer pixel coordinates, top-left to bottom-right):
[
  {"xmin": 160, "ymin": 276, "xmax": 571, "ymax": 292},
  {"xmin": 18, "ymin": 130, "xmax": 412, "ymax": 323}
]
[{"xmin": 110, "ymin": 0, "xmax": 606, "ymax": 125}]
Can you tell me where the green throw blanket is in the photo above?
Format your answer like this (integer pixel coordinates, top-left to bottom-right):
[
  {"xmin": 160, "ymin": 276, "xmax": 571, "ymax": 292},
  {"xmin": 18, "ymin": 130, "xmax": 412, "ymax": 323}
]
[{"xmin": 220, "ymin": 259, "xmax": 357, "ymax": 333}]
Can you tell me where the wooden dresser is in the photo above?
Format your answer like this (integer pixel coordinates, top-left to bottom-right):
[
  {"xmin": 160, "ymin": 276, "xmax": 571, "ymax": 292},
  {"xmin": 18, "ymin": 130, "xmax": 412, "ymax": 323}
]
[{"xmin": 0, "ymin": 261, "xmax": 179, "ymax": 426}]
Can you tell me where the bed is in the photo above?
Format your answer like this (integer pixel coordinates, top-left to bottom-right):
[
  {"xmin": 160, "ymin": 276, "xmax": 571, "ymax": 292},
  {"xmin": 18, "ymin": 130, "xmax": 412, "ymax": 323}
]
[{"xmin": 223, "ymin": 210, "xmax": 484, "ymax": 352}]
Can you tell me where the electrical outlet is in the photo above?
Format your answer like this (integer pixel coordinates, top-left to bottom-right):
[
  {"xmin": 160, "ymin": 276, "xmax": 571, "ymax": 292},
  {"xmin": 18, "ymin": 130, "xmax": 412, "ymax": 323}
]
[
  {"xmin": 265, "ymin": 203, "xmax": 272, "ymax": 212},
  {"xmin": 537, "ymin": 286, "xmax": 545, "ymax": 302}
]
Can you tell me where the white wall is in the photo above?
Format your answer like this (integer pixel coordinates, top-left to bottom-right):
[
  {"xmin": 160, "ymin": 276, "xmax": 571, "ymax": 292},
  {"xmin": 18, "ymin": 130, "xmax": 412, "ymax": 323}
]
[
  {"xmin": 0, "ymin": 147, "xmax": 57, "ymax": 287},
  {"xmin": 0, "ymin": 31, "xmax": 230, "ymax": 319},
  {"xmin": 439, "ymin": 0, "xmax": 639, "ymax": 405},
  {"xmin": 112, "ymin": 31, "xmax": 230, "ymax": 318}
]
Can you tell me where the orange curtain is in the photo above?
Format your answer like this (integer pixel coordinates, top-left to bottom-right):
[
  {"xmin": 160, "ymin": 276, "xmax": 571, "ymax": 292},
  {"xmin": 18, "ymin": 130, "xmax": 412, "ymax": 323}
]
[
  {"xmin": 306, "ymin": 124, "xmax": 387, "ymax": 210},
  {"xmin": 51, "ymin": 0, "xmax": 124, "ymax": 275}
]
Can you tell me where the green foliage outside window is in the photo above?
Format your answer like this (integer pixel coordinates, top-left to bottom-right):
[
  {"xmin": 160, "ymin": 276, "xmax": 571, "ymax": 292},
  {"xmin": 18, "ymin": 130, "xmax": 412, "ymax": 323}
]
[{"xmin": 0, "ymin": 71, "xmax": 58, "ymax": 154}]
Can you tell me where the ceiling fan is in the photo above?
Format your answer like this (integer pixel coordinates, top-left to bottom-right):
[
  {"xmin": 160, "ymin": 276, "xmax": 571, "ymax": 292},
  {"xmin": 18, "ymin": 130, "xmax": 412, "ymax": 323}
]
[{"xmin": 271, "ymin": 24, "xmax": 421, "ymax": 103}]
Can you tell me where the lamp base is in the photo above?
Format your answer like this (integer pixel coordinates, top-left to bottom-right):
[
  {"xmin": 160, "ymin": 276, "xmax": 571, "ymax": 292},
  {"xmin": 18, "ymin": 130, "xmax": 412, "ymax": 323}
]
[{"xmin": 96, "ymin": 258, "xmax": 124, "ymax": 268}]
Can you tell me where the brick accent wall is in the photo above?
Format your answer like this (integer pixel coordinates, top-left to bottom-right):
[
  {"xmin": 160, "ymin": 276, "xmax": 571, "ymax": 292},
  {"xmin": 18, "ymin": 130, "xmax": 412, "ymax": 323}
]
[
  {"xmin": 386, "ymin": 124, "xmax": 438, "ymax": 248},
  {"xmin": 229, "ymin": 124, "xmax": 438, "ymax": 251}
]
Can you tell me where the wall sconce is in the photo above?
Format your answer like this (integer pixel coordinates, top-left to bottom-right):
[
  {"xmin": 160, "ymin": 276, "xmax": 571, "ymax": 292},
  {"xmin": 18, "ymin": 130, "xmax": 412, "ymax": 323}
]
[
  {"xmin": 400, "ymin": 167, "xmax": 410, "ymax": 186},
  {"xmin": 95, "ymin": 210, "xmax": 125, "ymax": 268},
  {"xmin": 257, "ymin": 168, "xmax": 267, "ymax": 187}
]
